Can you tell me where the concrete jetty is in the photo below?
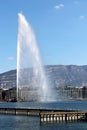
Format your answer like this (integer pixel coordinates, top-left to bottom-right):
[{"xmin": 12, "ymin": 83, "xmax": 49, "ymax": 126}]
[
  {"xmin": 40, "ymin": 110, "xmax": 87, "ymax": 123},
  {"xmin": 0, "ymin": 107, "xmax": 87, "ymax": 123}
]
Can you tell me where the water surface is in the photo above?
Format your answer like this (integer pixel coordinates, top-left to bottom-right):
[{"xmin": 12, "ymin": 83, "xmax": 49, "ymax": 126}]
[{"xmin": 0, "ymin": 101, "xmax": 87, "ymax": 130}]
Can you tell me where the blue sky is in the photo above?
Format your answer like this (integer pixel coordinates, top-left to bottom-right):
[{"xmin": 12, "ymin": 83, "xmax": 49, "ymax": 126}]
[{"xmin": 0, "ymin": 0, "xmax": 87, "ymax": 73}]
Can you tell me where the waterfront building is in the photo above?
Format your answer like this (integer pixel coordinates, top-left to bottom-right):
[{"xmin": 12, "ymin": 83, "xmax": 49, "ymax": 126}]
[{"xmin": 60, "ymin": 85, "xmax": 87, "ymax": 100}]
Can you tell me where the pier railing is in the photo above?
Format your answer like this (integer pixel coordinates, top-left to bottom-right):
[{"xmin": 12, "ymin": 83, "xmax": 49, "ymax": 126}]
[
  {"xmin": 40, "ymin": 110, "xmax": 87, "ymax": 123},
  {"xmin": 0, "ymin": 107, "xmax": 87, "ymax": 123}
]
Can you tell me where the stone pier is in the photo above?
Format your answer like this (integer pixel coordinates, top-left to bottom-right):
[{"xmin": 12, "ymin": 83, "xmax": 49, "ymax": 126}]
[
  {"xmin": 40, "ymin": 111, "xmax": 87, "ymax": 123},
  {"xmin": 0, "ymin": 108, "xmax": 87, "ymax": 123}
]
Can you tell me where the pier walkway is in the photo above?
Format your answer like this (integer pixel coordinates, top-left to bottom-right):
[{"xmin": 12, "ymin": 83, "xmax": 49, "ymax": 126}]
[
  {"xmin": 40, "ymin": 110, "xmax": 87, "ymax": 123},
  {"xmin": 0, "ymin": 107, "xmax": 87, "ymax": 123}
]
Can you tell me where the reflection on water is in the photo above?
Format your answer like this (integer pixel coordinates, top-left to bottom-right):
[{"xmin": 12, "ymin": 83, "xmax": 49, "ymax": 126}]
[
  {"xmin": 0, "ymin": 115, "xmax": 40, "ymax": 130},
  {"xmin": 0, "ymin": 101, "xmax": 87, "ymax": 130},
  {"xmin": 0, "ymin": 114, "xmax": 87, "ymax": 130},
  {"xmin": 0, "ymin": 100, "xmax": 87, "ymax": 110}
]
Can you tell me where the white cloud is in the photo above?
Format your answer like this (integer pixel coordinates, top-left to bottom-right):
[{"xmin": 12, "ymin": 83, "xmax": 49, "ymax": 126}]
[
  {"xmin": 74, "ymin": 1, "xmax": 79, "ymax": 5},
  {"xmin": 80, "ymin": 15, "xmax": 85, "ymax": 20},
  {"xmin": 54, "ymin": 4, "xmax": 64, "ymax": 10},
  {"xmin": 74, "ymin": 1, "xmax": 80, "ymax": 7},
  {"xmin": 8, "ymin": 56, "xmax": 14, "ymax": 61}
]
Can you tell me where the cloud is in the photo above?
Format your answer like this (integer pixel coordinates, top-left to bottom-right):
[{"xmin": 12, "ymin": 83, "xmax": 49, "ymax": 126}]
[
  {"xmin": 54, "ymin": 4, "xmax": 64, "ymax": 10},
  {"xmin": 80, "ymin": 15, "xmax": 85, "ymax": 20},
  {"xmin": 74, "ymin": 1, "xmax": 79, "ymax": 5},
  {"xmin": 8, "ymin": 56, "xmax": 14, "ymax": 61}
]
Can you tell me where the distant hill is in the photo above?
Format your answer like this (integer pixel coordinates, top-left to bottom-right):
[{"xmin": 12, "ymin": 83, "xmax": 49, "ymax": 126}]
[
  {"xmin": 45, "ymin": 65, "xmax": 87, "ymax": 88},
  {"xmin": 0, "ymin": 65, "xmax": 87, "ymax": 89},
  {"xmin": 0, "ymin": 70, "xmax": 16, "ymax": 89}
]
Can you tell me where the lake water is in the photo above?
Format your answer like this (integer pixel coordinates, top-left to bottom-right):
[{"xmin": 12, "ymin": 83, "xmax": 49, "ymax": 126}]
[{"xmin": 0, "ymin": 100, "xmax": 87, "ymax": 130}]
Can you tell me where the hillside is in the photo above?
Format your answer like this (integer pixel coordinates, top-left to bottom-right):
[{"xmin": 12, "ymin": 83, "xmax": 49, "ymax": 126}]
[{"xmin": 0, "ymin": 65, "xmax": 87, "ymax": 89}]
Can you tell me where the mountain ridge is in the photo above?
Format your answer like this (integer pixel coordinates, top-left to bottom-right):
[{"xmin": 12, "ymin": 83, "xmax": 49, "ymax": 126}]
[{"xmin": 0, "ymin": 65, "xmax": 87, "ymax": 89}]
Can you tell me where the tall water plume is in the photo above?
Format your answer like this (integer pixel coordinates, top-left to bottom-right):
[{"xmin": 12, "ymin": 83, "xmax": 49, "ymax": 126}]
[{"xmin": 17, "ymin": 13, "xmax": 52, "ymax": 102}]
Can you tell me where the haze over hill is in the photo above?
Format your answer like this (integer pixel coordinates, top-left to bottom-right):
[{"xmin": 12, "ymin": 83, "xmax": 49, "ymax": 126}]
[{"xmin": 0, "ymin": 65, "xmax": 87, "ymax": 89}]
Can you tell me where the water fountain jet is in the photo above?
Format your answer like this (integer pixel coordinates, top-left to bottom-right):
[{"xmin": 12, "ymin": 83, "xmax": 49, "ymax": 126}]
[{"xmin": 17, "ymin": 13, "xmax": 55, "ymax": 102}]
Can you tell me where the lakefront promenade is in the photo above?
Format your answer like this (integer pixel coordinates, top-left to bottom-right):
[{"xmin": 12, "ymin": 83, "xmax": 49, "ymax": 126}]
[{"xmin": 0, "ymin": 107, "xmax": 87, "ymax": 123}]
